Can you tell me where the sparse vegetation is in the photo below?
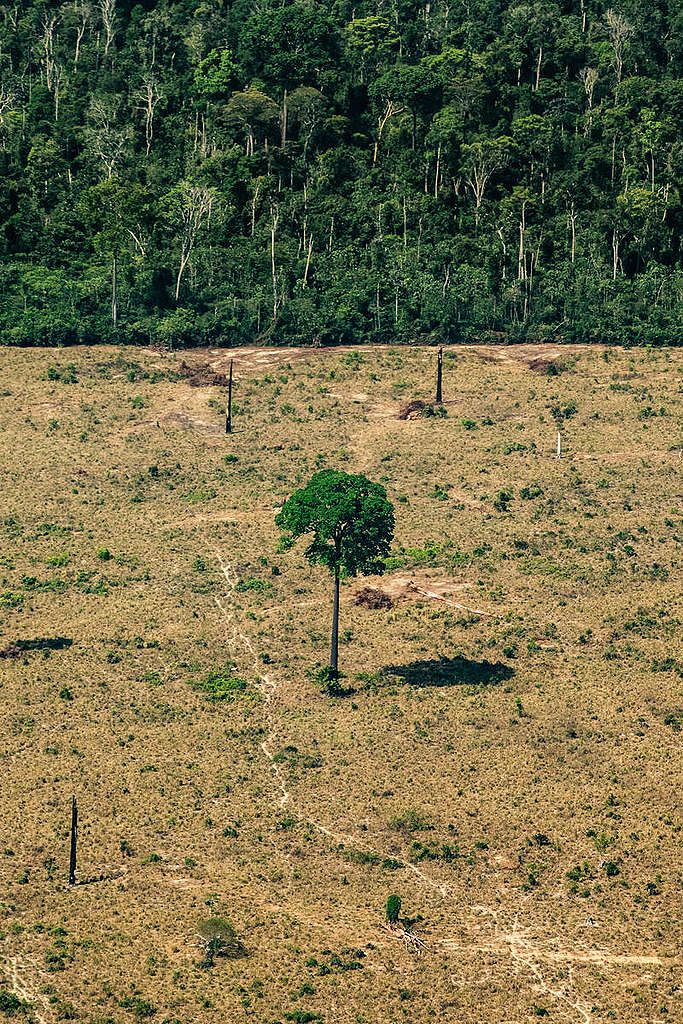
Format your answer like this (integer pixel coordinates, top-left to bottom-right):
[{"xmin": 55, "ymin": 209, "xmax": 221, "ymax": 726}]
[{"xmin": 0, "ymin": 344, "xmax": 679, "ymax": 1023}]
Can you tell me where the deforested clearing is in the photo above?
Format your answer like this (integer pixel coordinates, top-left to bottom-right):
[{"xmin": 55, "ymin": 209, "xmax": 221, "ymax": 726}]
[{"xmin": 0, "ymin": 344, "xmax": 681, "ymax": 1023}]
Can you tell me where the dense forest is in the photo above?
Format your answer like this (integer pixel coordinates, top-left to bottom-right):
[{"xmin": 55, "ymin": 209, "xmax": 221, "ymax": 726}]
[{"xmin": 0, "ymin": 0, "xmax": 681, "ymax": 347}]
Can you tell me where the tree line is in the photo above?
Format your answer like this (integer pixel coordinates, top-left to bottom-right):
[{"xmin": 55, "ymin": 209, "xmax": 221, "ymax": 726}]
[{"xmin": 0, "ymin": 0, "xmax": 681, "ymax": 348}]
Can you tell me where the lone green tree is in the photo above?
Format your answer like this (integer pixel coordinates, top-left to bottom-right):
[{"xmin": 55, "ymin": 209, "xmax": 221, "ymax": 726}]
[{"xmin": 276, "ymin": 470, "xmax": 395, "ymax": 681}]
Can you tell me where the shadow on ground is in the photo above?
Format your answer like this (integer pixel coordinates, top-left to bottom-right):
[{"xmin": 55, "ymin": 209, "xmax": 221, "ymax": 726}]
[{"xmin": 382, "ymin": 655, "xmax": 514, "ymax": 688}]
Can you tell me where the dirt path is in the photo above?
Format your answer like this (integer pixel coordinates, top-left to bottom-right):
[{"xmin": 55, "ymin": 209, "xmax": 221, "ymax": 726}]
[
  {"xmin": 3, "ymin": 955, "xmax": 51, "ymax": 1023},
  {"xmin": 212, "ymin": 551, "xmax": 676, "ymax": 1023},
  {"xmin": 214, "ymin": 553, "xmax": 451, "ymax": 897},
  {"xmin": 185, "ymin": 342, "xmax": 604, "ymax": 376}
]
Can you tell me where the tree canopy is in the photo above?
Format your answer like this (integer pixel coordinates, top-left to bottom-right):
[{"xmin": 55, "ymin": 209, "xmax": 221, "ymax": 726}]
[
  {"xmin": 1, "ymin": 1, "xmax": 681, "ymax": 347},
  {"xmin": 276, "ymin": 470, "xmax": 395, "ymax": 577}
]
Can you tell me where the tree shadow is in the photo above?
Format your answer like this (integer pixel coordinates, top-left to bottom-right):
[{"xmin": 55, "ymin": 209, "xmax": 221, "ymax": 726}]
[
  {"xmin": 75, "ymin": 870, "xmax": 125, "ymax": 886},
  {"xmin": 382, "ymin": 655, "xmax": 514, "ymax": 688},
  {"xmin": 325, "ymin": 681, "xmax": 356, "ymax": 698},
  {"xmin": 1, "ymin": 637, "xmax": 73, "ymax": 659}
]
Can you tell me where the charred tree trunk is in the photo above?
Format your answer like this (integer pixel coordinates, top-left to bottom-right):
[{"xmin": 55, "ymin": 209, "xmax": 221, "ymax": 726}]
[
  {"xmin": 69, "ymin": 795, "xmax": 77, "ymax": 885},
  {"xmin": 435, "ymin": 346, "xmax": 443, "ymax": 403},
  {"xmin": 226, "ymin": 360, "xmax": 233, "ymax": 434}
]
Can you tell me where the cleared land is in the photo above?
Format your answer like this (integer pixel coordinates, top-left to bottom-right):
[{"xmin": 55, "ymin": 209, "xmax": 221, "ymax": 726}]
[{"xmin": 0, "ymin": 343, "xmax": 681, "ymax": 1024}]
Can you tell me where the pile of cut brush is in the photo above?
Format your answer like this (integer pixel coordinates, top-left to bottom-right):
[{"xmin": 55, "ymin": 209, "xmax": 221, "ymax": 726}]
[
  {"xmin": 398, "ymin": 399, "xmax": 430, "ymax": 420},
  {"xmin": 355, "ymin": 586, "xmax": 394, "ymax": 610},
  {"xmin": 179, "ymin": 361, "xmax": 228, "ymax": 387}
]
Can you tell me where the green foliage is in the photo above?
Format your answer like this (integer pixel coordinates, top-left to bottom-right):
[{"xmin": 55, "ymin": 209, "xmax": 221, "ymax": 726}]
[
  {"xmin": 549, "ymin": 402, "xmax": 578, "ymax": 424},
  {"xmin": 493, "ymin": 489, "xmax": 514, "ymax": 512},
  {"xmin": 235, "ymin": 578, "xmax": 272, "ymax": 592},
  {"xmin": 385, "ymin": 893, "xmax": 401, "ymax": 923},
  {"xmin": 197, "ymin": 917, "xmax": 245, "ymax": 966},
  {"xmin": 276, "ymin": 470, "xmax": 395, "ymax": 577},
  {"xmin": 344, "ymin": 849, "xmax": 380, "ymax": 866},
  {"xmin": 1, "ymin": 3, "xmax": 680, "ymax": 347},
  {"xmin": 45, "ymin": 364, "xmax": 77, "ymax": 383},
  {"xmin": 309, "ymin": 665, "xmax": 345, "ymax": 695},
  {"xmin": 390, "ymin": 809, "xmax": 434, "ymax": 833},
  {"xmin": 0, "ymin": 989, "xmax": 31, "ymax": 1016},
  {"xmin": 117, "ymin": 995, "xmax": 156, "ymax": 1018},
  {"xmin": 193, "ymin": 663, "xmax": 249, "ymax": 702}
]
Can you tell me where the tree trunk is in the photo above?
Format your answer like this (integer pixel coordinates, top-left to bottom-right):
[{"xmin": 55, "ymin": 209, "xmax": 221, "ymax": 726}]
[
  {"xmin": 271, "ymin": 211, "xmax": 279, "ymax": 318},
  {"xmin": 436, "ymin": 346, "xmax": 443, "ymax": 403},
  {"xmin": 111, "ymin": 255, "xmax": 117, "ymax": 325},
  {"xmin": 281, "ymin": 88, "xmax": 288, "ymax": 148},
  {"xmin": 226, "ymin": 360, "xmax": 233, "ymax": 434},
  {"xmin": 69, "ymin": 795, "xmax": 77, "ymax": 885},
  {"xmin": 330, "ymin": 564, "xmax": 340, "ymax": 678},
  {"xmin": 302, "ymin": 235, "xmax": 313, "ymax": 288}
]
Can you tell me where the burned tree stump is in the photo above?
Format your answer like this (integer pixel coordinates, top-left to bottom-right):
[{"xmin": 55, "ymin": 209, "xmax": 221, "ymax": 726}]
[
  {"xmin": 69, "ymin": 795, "xmax": 77, "ymax": 885},
  {"xmin": 435, "ymin": 346, "xmax": 443, "ymax": 403}
]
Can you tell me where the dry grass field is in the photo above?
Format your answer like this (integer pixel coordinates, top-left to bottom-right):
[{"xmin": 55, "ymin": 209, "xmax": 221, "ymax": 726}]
[{"xmin": 0, "ymin": 343, "xmax": 681, "ymax": 1024}]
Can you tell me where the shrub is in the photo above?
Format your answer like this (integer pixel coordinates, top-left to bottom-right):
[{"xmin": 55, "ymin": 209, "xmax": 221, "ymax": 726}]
[
  {"xmin": 194, "ymin": 664, "xmax": 249, "ymax": 702},
  {"xmin": 344, "ymin": 849, "xmax": 379, "ymax": 866},
  {"xmin": 385, "ymin": 894, "xmax": 401, "ymax": 924},
  {"xmin": 235, "ymin": 578, "xmax": 272, "ymax": 592},
  {"xmin": 0, "ymin": 989, "xmax": 28, "ymax": 1014},
  {"xmin": 118, "ymin": 995, "xmax": 156, "ymax": 1018},
  {"xmin": 390, "ymin": 809, "xmax": 434, "ymax": 833},
  {"xmin": 197, "ymin": 917, "xmax": 245, "ymax": 966},
  {"xmin": 309, "ymin": 664, "xmax": 347, "ymax": 695},
  {"xmin": 493, "ymin": 489, "xmax": 513, "ymax": 512}
]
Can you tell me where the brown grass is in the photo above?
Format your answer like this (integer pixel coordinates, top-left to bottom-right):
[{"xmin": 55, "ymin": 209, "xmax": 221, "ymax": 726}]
[{"xmin": 0, "ymin": 343, "xmax": 681, "ymax": 1023}]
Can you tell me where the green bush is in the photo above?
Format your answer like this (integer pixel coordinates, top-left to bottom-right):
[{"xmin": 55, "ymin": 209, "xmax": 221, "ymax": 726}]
[
  {"xmin": 385, "ymin": 893, "xmax": 401, "ymax": 923},
  {"xmin": 197, "ymin": 916, "xmax": 245, "ymax": 966},
  {"xmin": 235, "ymin": 578, "xmax": 272, "ymax": 592},
  {"xmin": 493, "ymin": 489, "xmax": 514, "ymax": 512},
  {"xmin": 194, "ymin": 664, "xmax": 249, "ymax": 702},
  {"xmin": 0, "ymin": 989, "xmax": 29, "ymax": 1015},
  {"xmin": 390, "ymin": 809, "xmax": 434, "ymax": 833}
]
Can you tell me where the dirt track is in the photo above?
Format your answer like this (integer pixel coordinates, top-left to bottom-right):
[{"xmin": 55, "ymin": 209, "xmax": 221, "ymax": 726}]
[{"xmin": 172, "ymin": 342, "xmax": 605, "ymax": 376}]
